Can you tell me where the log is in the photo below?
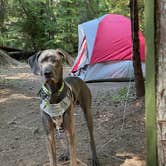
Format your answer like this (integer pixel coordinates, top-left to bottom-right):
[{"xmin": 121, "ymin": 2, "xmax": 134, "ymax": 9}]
[
  {"xmin": 0, "ymin": 46, "xmax": 22, "ymax": 52},
  {"xmin": 0, "ymin": 46, "xmax": 34, "ymax": 60},
  {"xmin": 8, "ymin": 51, "xmax": 34, "ymax": 60}
]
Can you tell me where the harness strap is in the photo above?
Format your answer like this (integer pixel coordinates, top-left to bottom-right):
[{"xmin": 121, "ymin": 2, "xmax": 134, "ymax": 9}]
[
  {"xmin": 42, "ymin": 84, "xmax": 51, "ymax": 95},
  {"xmin": 58, "ymin": 82, "xmax": 64, "ymax": 94},
  {"xmin": 39, "ymin": 81, "xmax": 73, "ymax": 139}
]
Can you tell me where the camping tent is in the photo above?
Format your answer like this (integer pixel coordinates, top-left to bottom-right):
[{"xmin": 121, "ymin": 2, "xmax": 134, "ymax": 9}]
[{"xmin": 71, "ymin": 14, "xmax": 145, "ymax": 82}]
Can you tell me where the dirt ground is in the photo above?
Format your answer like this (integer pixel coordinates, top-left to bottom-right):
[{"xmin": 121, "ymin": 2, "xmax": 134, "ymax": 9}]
[{"xmin": 0, "ymin": 63, "xmax": 146, "ymax": 166}]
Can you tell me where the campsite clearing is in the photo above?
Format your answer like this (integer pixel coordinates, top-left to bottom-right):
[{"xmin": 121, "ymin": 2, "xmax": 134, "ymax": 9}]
[{"xmin": 0, "ymin": 63, "xmax": 145, "ymax": 166}]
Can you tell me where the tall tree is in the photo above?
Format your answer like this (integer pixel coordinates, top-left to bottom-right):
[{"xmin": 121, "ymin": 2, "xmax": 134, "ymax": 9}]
[
  {"xmin": 130, "ymin": 0, "xmax": 145, "ymax": 97},
  {"xmin": 145, "ymin": 0, "xmax": 157, "ymax": 165},
  {"xmin": 156, "ymin": 0, "xmax": 166, "ymax": 165}
]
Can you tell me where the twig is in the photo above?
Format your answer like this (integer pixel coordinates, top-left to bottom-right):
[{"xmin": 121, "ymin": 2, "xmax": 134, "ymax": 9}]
[
  {"xmin": 77, "ymin": 158, "xmax": 88, "ymax": 166},
  {"xmin": 57, "ymin": 160, "xmax": 70, "ymax": 165},
  {"xmin": 96, "ymin": 139, "xmax": 112, "ymax": 152},
  {"xmin": 101, "ymin": 151, "xmax": 124, "ymax": 162},
  {"xmin": 57, "ymin": 158, "xmax": 87, "ymax": 166}
]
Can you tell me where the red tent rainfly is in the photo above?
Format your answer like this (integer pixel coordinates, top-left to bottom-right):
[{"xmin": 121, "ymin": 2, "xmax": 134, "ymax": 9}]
[{"xmin": 71, "ymin": 14, "xmax": 145, "ymax": 82}]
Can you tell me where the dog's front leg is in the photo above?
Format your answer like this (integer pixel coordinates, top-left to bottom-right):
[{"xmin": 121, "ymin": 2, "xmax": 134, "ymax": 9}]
[
  {"xmin": 47, "ymin": 128, "xmax": 56, "ymax": 166},
  {"xmin": 63, "ymin": 106, "xmax": 77, "ymax": 166},
  {"xmin": 42, "ymin": 112, "xmax": 57, "ymax": 166}
]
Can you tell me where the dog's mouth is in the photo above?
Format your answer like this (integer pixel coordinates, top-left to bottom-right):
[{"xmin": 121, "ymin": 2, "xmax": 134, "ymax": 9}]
[
  {"xmin": 43, "ymin": 75, "xmax": 53, "ymax": 82},
  {"xmin": 44, "ymin": 74, "xmax": 53, "ymax": 79},
  {"xmin": 44, "ymin": 76, "xmax": 58, "ymax": 84},
  {"xmin": 42, "ymin": 70, "xmax": 59, "ymax": 84},
  {"xmin": 43, "ymin": 71, "xmax": 54, "ymax": 80}
]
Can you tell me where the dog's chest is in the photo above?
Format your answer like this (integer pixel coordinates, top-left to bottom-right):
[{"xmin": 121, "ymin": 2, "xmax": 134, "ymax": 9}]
[{"xmin": 40, "ymin": 89, "xmax": 71, "ymax": 118}]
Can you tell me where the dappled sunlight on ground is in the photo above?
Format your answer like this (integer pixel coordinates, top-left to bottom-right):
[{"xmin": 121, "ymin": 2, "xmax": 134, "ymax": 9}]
[
  {"xmin": 120, "ymin": 157, "xmax": 145, "ymax": 166},
  {"xmin": 0, "ymin": 92, "xmax": 39, "ymax": 104},
  {"xmin": 0, "ymin": 66, "xmax": 39, "ymax": 81},
  {"xmin": 3, "ymin": 72, "xmax": 39, "ymax": 80},
  {"xmin": 0, "ymin": 63, "xmax": 70, "ymax": 81}
]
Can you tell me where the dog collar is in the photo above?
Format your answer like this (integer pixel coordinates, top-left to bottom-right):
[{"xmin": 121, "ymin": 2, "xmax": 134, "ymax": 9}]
[
  {"xmin": 58, "ymin": 82, "xmax": 64, "ymax": 94},
  {"xmin": 39, "ymin": 82, "xmax": 65, "ymax": 100}
]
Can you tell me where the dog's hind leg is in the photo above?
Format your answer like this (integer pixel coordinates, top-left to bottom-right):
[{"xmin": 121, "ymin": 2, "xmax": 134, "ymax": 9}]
[
  {"xmin": 41, "ymin": 112, "xmax": 57, "ymax": 166},
  {"xmin": 79, "ymin": 93, "xmax": 100, "ymax": 166}
]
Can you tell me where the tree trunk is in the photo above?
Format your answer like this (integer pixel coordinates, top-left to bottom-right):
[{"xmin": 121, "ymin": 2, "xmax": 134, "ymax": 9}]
[
  {"xmin": 0, "ymin": 0, "xmax": 8, "ymax": 32},
  {"xmin": 156, "ymin": 0, "xmax": 166, "ymax": 165},
  {"xmin": 145, "ymin": 0, "xmax": 157, "ymax": 165},
  {"xmin": 130, "ymin": 0, "xmax": 145, "ymax": 97}
]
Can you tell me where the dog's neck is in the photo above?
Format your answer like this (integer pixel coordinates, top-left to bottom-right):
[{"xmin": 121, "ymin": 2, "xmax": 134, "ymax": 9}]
[{"xmin": 45, "ymin": 79, "xmax": 67, "ymax": 104}]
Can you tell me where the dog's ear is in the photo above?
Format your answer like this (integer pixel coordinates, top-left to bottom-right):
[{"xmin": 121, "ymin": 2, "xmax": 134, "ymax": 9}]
[
  {"xmin": 55, "ymin": 49, "xmax": 73, "ymax": 66},
  {"xmin": 28, "ymin": 51, "xmax": 41, "ymax": 75}
]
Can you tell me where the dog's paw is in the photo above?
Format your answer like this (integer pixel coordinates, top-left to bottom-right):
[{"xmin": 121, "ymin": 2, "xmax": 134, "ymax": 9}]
[
  {"xmin": 92, "ymin": 157, "xmax": 100, "ymax": 166},
  {"xmin": 58, "ymin": 152, "xmax": 70, "ymax": 161}
]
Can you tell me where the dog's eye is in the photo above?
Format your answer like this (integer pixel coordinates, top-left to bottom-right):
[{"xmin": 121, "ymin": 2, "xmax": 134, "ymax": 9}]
[
  {"xmin": 52, "ymin": 59, "xmax": 56, "ymax": 63},
  {"xmin": 52, "ymin": 59, "xmax": 59, "ymax": 65},
  {"xmin": 48, "ymin": 56, "xmax": 56, "ymax": 63}
]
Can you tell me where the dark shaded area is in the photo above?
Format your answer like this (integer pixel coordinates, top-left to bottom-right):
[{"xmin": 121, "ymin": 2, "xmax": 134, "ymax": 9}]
[{"xmin": 0, "ymin": 46, "xmax": 35, "ymax": 60}]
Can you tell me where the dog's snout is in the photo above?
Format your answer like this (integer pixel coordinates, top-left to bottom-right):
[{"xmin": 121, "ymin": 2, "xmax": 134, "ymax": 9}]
[{"xmin": 44, "ymin": 70, "xmax": 52, "ymax": 77}]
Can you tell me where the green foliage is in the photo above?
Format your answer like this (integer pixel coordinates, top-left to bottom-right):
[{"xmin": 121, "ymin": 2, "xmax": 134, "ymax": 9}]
[
  {"xmin": 112, "ymin": 87, "xmax": 128, "ymax": 103},
  {"xmin": 0, "ymin": 0, "xmax": 144, "ymax": 55},
  {"xmin": 12, "ymin": 0, "xmax": 57, "ymax": 50},
  {"xmin": 98, "ymin": 0, "xmax": 144, "ymax": 31},
  {"xmin": 103, "ymin": 0, "xmax": 130, "ymax": 16},
  {"xmin": 54, "ymin": 0, "xmax": 80, "ymax": 54},
  {"xmin": 111, "ymin": 86, "xmax": 136, "ymax": 104}
]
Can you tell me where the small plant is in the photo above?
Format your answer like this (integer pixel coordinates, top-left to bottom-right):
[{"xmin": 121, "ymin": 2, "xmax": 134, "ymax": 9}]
[
  {"xmin": 112, "ymin": 87, "xmax": 128, "ymax": 102},
  {"xmin": 111, "ymin": 86, "xmax": 136, "ymax": 104}
]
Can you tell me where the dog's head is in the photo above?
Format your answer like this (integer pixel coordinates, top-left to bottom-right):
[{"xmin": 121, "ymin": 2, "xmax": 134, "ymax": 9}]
[{"xmin": 28, "ymin": 49, "xmax": 71, "ymax": 84}]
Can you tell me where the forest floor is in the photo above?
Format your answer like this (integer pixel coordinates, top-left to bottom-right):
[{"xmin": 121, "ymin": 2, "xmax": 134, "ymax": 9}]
[{"xmin": 0, "ymin": 62, "xmax": 146, "ymax": 166}]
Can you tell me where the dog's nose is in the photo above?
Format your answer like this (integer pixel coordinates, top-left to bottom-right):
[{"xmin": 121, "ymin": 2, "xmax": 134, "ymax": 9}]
[{"xmin": 44, "ymin": 71, "xmax": 52, "ymax": 77}]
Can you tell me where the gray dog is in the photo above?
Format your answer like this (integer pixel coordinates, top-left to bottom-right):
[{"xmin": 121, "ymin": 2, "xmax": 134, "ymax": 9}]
[{"xmin": 28, "ymin": 49, "xmax": 99, "ymax": 166}]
